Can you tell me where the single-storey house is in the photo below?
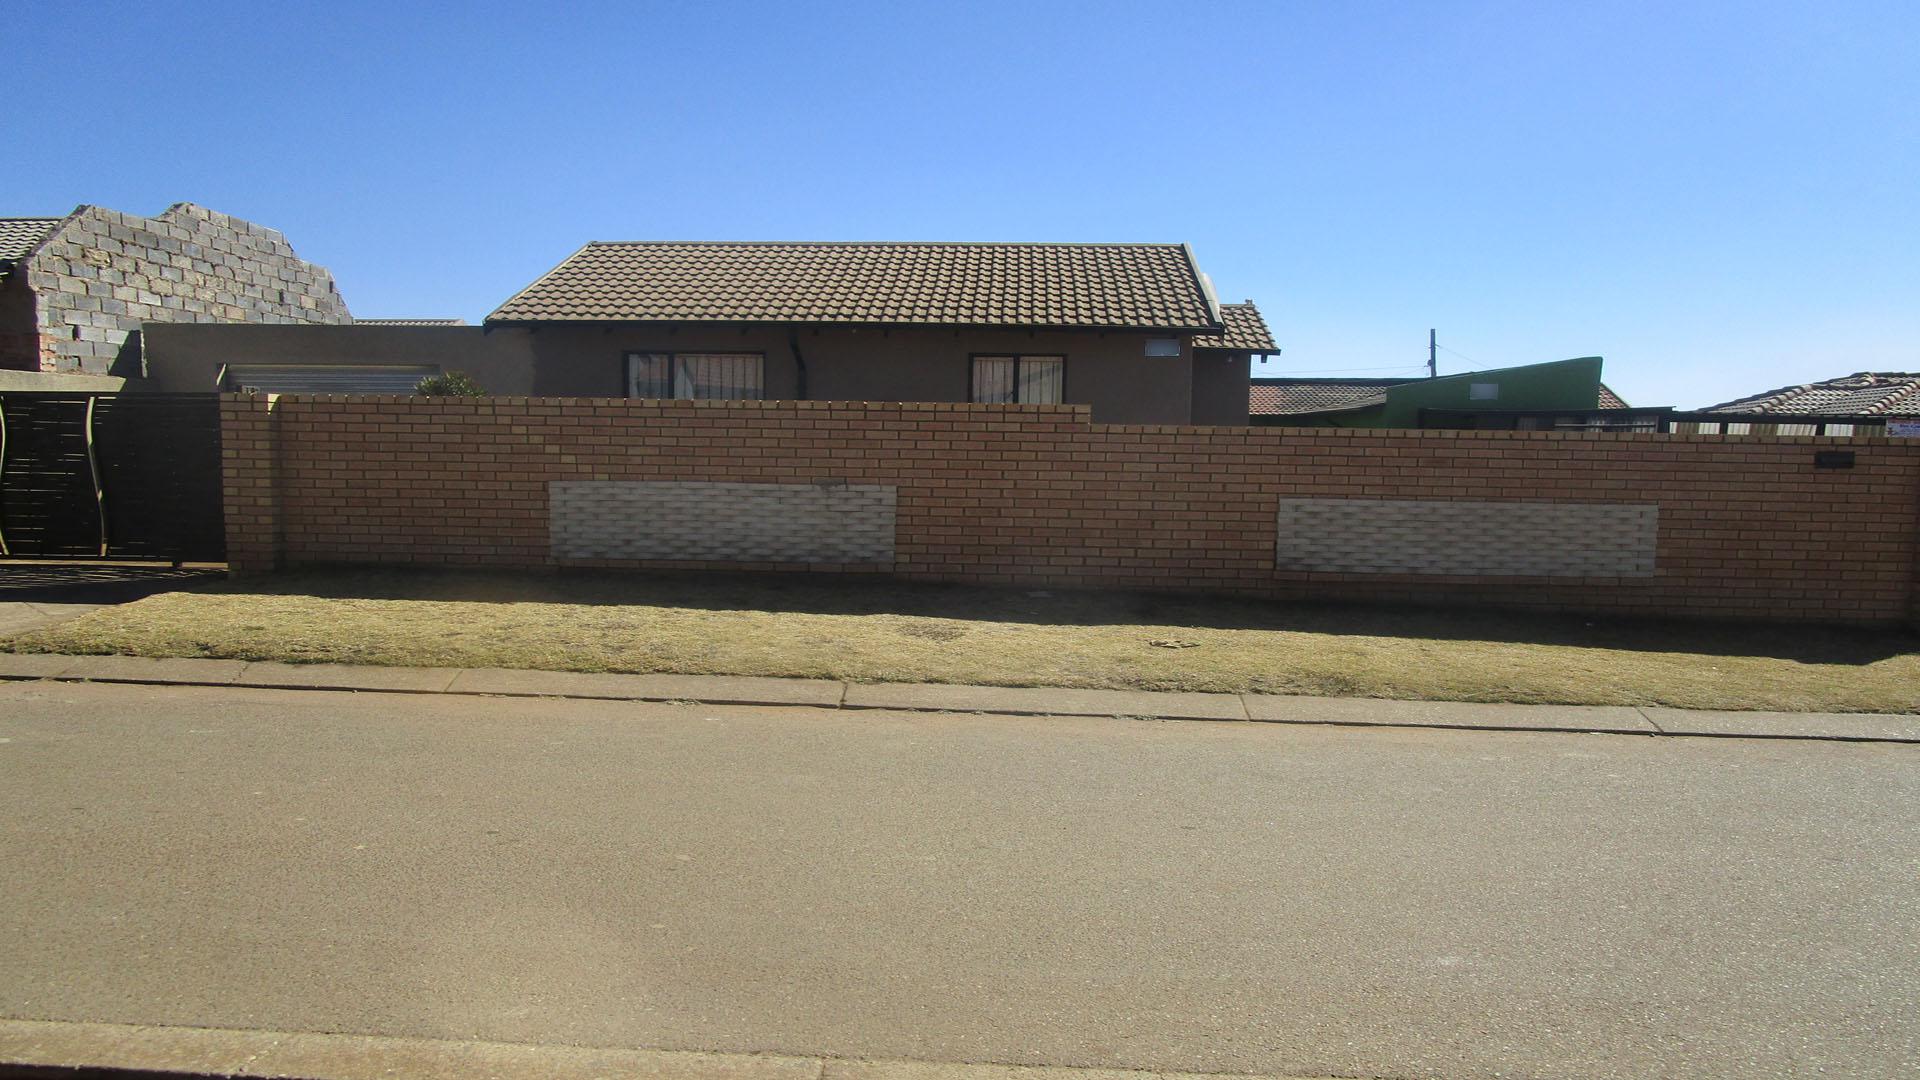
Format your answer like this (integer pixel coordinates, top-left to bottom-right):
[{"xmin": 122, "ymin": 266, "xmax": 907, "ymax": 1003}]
[
  {"xmin": 1251, "ymin": 358, "xmax": 1626, "ymax": 427},
  {"xmin": 127, "ymin": 240, "xmax": 1275, "ymax": 425},
  {"xmin": 485, "ymin": 241, "xmax": 1274, "ymax": 425}
]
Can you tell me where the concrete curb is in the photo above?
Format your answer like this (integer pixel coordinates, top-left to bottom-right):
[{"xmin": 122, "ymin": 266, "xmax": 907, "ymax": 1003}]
[
  {"xmin": 0, "ymin": 1017, "xmax": 1330, "ymax": 1080},
  {"xmin": 1, "ymin": 652, "xmax": 1916, "ymax": 744},
  {"xmin": 843, "ymin": 681, "xmax": 1250, "ymax": 722}
]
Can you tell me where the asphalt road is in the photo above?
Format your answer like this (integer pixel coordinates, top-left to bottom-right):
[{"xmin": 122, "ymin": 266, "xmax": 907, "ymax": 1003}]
[{"xmin": 1, "ymin": 681, "xmax": 1915, "ymax": 1079}]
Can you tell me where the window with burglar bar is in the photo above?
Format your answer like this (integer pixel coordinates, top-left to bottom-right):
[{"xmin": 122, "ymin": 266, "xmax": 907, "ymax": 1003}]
[
  {"xmin": 625, "ymin": 352, "xmax": 764, "ymax": 400},
  {"xmin": 971, "ymin": 355, "xmax": 1064, "ymax": 404}
]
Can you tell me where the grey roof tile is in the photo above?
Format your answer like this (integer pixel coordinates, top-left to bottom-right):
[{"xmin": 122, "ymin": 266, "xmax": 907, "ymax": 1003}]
[
  {"xmin": 0, "ymin": 217, "xmax": 64, "ymax": 264},
  {"xmin": 1704, "ymin": 372, "xmax": 1920, "ymax": 416},
  {"xmin": 1250, "ymin": 378, "xmax": 1402, "ymax": 415}
]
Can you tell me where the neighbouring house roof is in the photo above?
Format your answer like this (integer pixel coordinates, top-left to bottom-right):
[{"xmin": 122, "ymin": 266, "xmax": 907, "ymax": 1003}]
[
  {"xmin": 1250, "ymin": 378, "xmax": 1404, "ymax": 416},
  {"xmin": 487, "ymin": 241, "xmax": 1225, "ymax": 332},
  {"xmin": 355, "ymin": 318, "xmax": 467, "ymax": 326},
  {"xmin": 1189, "ymin": 301, "xmax": 1276, "ymax": 353},
  {"xmin": 1251, "ymin": 376, "xmax": 1632, "ymax": 416},
  {"xmin": 0, "ymin": 217, "xmax": 65, "ymax": 270},
  {"xmin": 1702, "ymin": 372, "xmax": 1920, "ymax": 416}
]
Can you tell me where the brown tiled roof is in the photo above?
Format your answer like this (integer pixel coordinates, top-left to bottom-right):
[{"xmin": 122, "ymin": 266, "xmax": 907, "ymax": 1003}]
[
  {"xmin": 1250, "ymin": 378, "xmax": 1404, "ymax": 416},
  {"xmin": 1597, "ymin": 383, "xmax": 1628, "ymax": 409},
  {"xmin": 1190, "ymin": 301, "xmax": 1276, "ymax": 352},
  {"xmin": 0, "ymin": 217, "xmax": 64, "ymax": 265},
  {"xmin": 355, "ymin": 318, "xmax": 467, "ymax": 326},
  {"xmin": 1703, "ymin": 372, "xmax": 1920, "ymax": 416},
  {"xmin": 487, "ymin": 241, "xmax": 1224, "ymax": 331}
]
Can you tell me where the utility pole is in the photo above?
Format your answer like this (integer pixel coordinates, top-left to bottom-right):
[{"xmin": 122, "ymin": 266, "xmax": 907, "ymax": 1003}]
[{"xmin": 1428, "ymin": 329, "xmax": 1437, "ymax": 378}]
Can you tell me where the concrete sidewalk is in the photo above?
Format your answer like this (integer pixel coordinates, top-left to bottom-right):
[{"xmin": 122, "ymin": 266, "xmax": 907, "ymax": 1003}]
[
  {"xmin": 2, "ymin": 651, "xmax": 1915, "ymax": 743},
  {"xmin": 0, "ymin": 601, "xmax": 109, "ymax": 637}
]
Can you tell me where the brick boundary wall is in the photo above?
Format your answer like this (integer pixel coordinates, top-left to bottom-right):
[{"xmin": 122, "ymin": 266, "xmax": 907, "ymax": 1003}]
[{"xmin": 220, "ymin": 395, "xmax": 1920, "ymax": 624}]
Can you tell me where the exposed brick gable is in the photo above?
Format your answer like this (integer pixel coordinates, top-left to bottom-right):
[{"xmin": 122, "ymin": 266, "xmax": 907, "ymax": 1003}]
[{"xmin": 12, "ymin": 203, "xmax": 350, "ymax": 375}]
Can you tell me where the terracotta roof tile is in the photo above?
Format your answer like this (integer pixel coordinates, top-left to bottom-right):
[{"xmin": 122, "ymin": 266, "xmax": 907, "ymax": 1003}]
[
  {"xmin": 1597, "ymin": 383, "xmax": 1628, "ymax": 409},
  {"xmin": 1190, "ymin": 301, "xmax": 1276, "ymax": 352},
  {"xmin": 488, "ymin": 241, "xmax": 1223, "ymax": 331}
]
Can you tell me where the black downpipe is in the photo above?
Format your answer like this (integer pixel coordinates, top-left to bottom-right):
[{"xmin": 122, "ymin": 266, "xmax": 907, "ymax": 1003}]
[{"xmin": 788, "ymin": 331, "xmax": 809, "ymax": 400}]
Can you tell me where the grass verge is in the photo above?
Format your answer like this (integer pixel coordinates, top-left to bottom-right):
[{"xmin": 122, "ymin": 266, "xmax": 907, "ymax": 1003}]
[{"xmin": 5, "ymin": 569, "xmax": 1917, "ymax": 712}]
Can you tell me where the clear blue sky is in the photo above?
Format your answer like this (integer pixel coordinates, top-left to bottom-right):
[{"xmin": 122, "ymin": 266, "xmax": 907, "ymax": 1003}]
[{"xmin": 6, "ymin": 1, "xmax": 1915, "ymax": 408}]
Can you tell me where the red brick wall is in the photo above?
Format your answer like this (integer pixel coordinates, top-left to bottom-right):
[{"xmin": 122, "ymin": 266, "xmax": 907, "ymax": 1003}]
[{"xmin": 221, "ymin": 395, "xmax": 1920, "ymax": 624}]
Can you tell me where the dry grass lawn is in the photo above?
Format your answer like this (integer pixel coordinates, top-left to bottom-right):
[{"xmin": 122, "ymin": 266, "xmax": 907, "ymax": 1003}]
[{"xmin": 6, "ymin": 569, "xmax": 1917, "ymax": 713}]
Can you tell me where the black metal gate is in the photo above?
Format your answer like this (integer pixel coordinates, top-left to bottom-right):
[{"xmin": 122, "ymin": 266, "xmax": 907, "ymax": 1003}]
[{"xmin": 0, "ymin": 393, "xmax": 226, "ymax": 562}]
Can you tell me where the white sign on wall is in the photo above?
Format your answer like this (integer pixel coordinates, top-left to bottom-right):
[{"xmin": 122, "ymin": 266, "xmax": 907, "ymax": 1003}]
[{"xmin": 1887, "ymin": 420, "xmax": 1920, "ymax": 438}]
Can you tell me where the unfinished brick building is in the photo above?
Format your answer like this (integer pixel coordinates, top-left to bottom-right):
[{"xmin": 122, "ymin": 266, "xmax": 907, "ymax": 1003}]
[{"xmin": 0, "ymin": 203, "xmax": 350, "ymax": 376}]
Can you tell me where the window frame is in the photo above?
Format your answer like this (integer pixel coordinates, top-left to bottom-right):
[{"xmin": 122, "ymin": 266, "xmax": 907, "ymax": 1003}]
[
  {"xmin": 623, "ymin": 351, "xmax": 767, "ymax": 401},
  {"xmin": 967, "ymin": 353, "xmax": 1068, "ymax": 405}
]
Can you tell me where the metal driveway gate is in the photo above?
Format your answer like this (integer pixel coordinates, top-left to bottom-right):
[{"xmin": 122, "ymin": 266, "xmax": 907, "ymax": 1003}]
[{"xmin": 0, "ymin": 393, "xmax": 226, "ymax": 561}]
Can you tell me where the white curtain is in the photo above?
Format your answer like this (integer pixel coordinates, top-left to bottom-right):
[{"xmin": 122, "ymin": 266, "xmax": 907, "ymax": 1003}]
[
  {"xmin": 629, "ymin": 353, "xmax": 763, "ymax": 400},
  {"xmin": 975, "ymin": 356, "xmax": 1062, "ymax": 404},
  {"xmin": 973, "ymin": 356, "xmax": 1016, "ymax": 403},
  {"xmin": 1017, "ymin": 356, "xmax": 1064, "ymax": 403},
  {"xmin": 627, "ymin": 353, "xmax": 671, "ymax": 398},
  {"xmin": 675, "ymin": 353, "xmax": 763, "ymax": 400}
]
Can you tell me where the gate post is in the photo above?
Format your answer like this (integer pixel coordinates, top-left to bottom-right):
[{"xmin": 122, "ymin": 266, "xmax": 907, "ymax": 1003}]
[{"xmin": 221, "ymin": 393, "xmax": 282, "ymax": 574}]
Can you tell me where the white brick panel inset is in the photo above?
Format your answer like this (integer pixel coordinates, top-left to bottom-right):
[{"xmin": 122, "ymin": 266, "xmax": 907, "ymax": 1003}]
[
  {"xmin": 550, "ymin": 480, "xmax": 896, "ymax": 564},
  {"xmin": 1275, "ymin": 499, "xmax": 1658, "ymax": 577}
]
